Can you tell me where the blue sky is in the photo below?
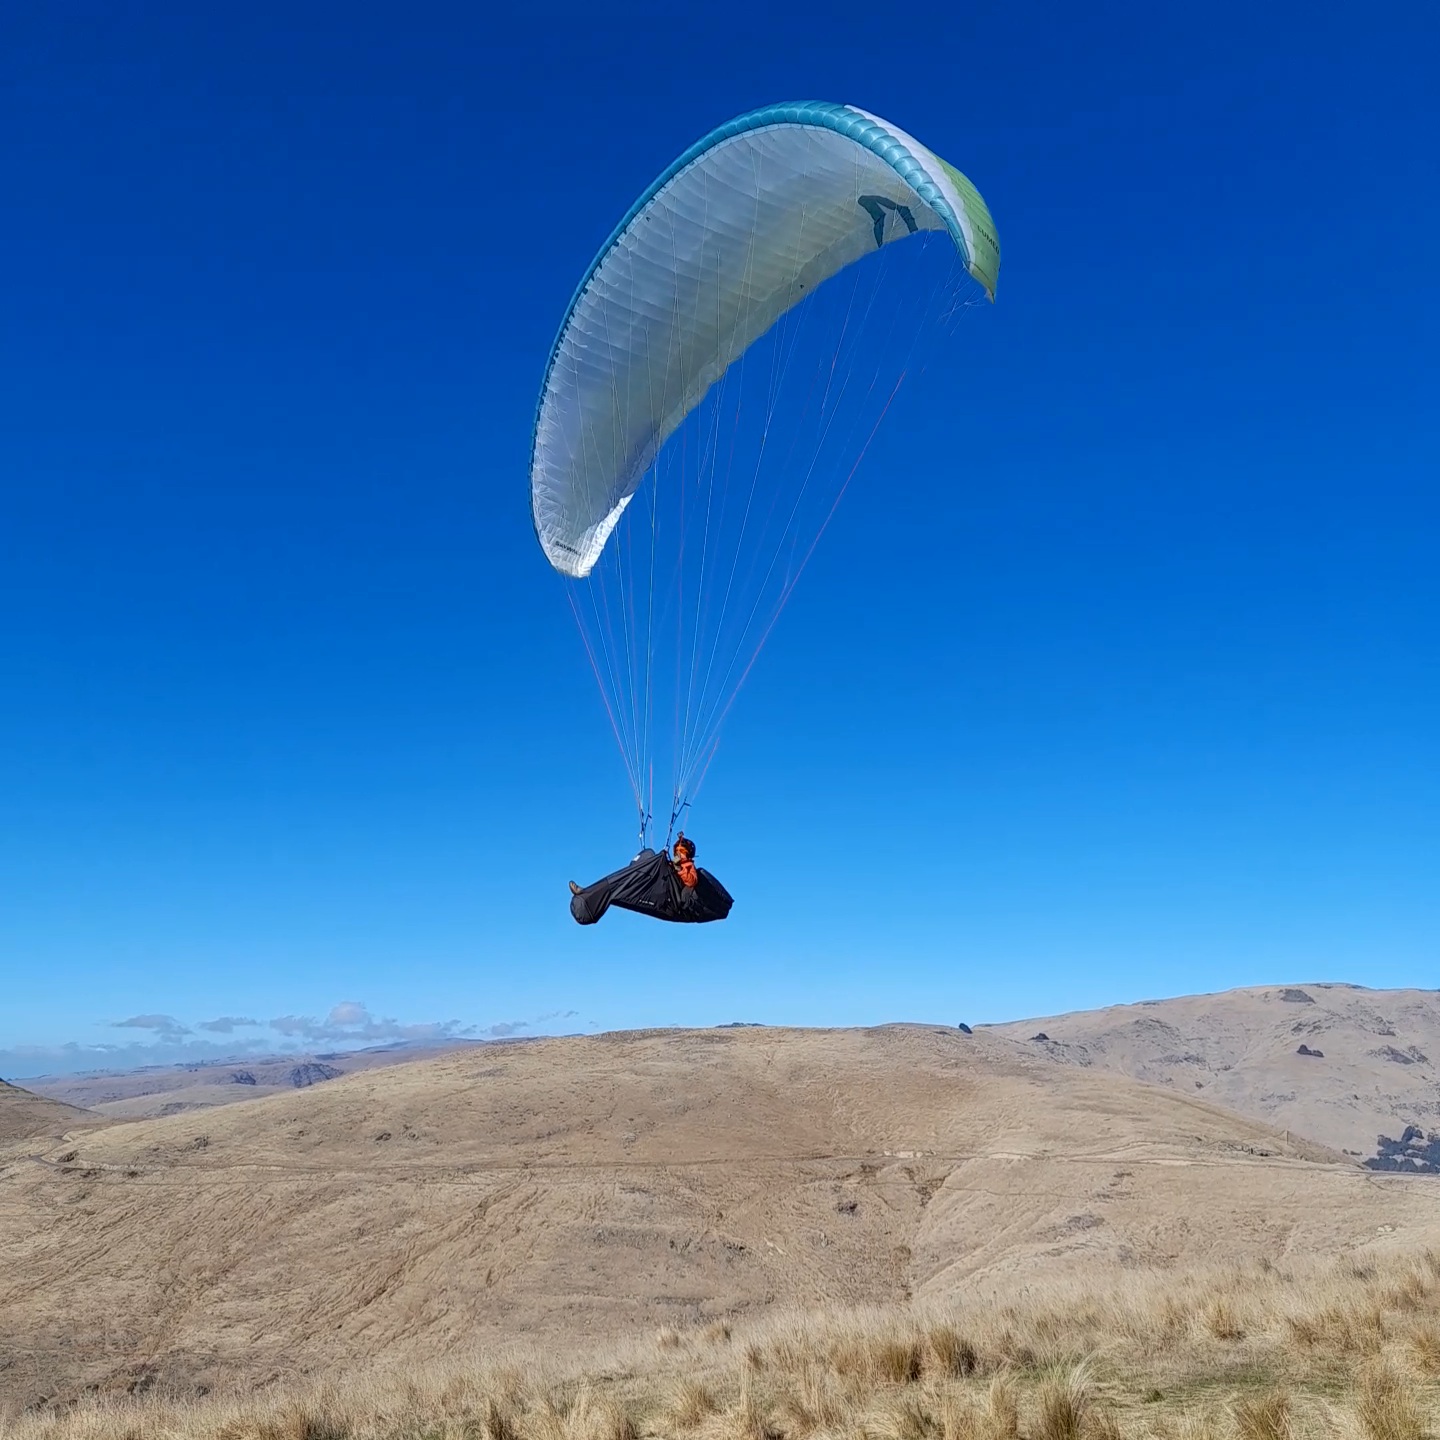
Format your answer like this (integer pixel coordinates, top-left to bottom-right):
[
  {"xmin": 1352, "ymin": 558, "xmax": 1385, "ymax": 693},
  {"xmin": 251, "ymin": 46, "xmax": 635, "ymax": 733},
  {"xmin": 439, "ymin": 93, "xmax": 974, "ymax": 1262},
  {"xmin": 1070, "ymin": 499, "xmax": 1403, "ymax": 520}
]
[{"xmin": 2, "ymin": 1, "xmax": 1436, "ymax": 1077}]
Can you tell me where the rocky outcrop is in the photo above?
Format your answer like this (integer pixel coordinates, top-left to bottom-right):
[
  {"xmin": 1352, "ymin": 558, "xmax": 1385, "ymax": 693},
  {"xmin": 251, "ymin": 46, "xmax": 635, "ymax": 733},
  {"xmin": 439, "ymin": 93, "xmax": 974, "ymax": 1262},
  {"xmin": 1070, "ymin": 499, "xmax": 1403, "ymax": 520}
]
[
  {"xmin": 1366, "ymin": 1125, "xmax": 1440, "ymax": 1173},
  {"xmin": 1370, "ymin": 1045, "xmax": 1430, "ymax": 1066}
]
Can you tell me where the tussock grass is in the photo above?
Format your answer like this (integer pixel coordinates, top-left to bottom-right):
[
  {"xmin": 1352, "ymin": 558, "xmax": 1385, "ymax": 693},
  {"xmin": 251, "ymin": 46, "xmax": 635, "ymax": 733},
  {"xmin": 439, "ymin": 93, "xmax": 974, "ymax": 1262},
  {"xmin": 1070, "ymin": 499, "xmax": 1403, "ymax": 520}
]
[
  {"xmin": 6, "ymin": 1248, "xmax": 1440, "ymax": 1439},
  {"xmin": 1231, "ymin": 1390, "xmax": 1292, "ymax": 1440},
  {"xmin": 1356, "ymin": 1363, "xmax": 1426, "ymax": 1440},
  {"xmin": 1407, "ymin": 1323, "xmax": 1440, "ymax": 1376},
  {"xmin": 981, "ymin": 1376, "xmax": 1020, "ymax": 1440},
  {"xmin": 1032, "ymin": 1366, "xmax": 1091, "ymax": 1440},
  {"xmin": 665, "ymin": 1380, "xmax": 720, "ymax": 1431},
  {"xmin": 1203, "ymin": 1298, "xmax": 1247, "ymax": 1341},
  {"xmin": 926, "ymin": 1325, "xmax": 980, "ymax": 1379}
]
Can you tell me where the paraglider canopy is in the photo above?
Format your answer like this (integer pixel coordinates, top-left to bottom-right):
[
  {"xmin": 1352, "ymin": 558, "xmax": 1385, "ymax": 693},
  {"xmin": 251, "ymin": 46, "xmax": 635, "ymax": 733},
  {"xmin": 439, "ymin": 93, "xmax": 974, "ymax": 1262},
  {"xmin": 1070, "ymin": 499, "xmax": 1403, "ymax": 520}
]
[
  {"xmin": 531, "ymin": 102, "xmax": 1000, "ymax": 843},
  {"xmin": 531, "ymin": 101, "xmax": 999, "ymax": 580}
]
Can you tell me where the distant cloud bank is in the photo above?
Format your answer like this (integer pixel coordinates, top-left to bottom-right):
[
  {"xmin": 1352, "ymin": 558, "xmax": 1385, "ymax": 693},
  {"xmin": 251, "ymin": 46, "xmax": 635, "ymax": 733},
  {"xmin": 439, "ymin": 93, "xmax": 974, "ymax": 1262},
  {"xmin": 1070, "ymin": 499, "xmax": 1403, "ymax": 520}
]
[
  {"xmin": 1, "ymin": 1003, "xmax": 579, "ymax": 1080},
  {"xmin": 267, "ymin": 1001, "xmax": 474, "ymax": 1045},
  {"xmin": 112, "ymin": 1014, "xmax": 191, "ymax": 1039}
]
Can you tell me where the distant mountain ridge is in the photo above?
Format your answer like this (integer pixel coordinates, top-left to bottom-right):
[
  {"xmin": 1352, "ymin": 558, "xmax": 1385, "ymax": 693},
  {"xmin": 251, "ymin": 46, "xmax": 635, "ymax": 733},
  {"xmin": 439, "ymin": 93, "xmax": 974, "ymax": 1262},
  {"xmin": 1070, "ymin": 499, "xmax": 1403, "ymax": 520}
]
[
  {"xmin": 20, "ymin": 1043, "xmax": 489, "ymax": 1119},
  {"xmin": 989, "ymin": 983, "xmax": 1440, "ymax": 1169}
]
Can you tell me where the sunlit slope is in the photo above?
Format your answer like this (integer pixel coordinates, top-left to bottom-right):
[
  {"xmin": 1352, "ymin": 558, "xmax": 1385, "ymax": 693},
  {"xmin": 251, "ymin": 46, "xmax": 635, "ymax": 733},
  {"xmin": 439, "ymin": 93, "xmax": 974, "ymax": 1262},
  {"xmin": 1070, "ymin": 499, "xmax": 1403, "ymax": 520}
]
[
  {"xmin": 0, "ymin": 1079, "xmax": 96, "ymax": 1143},
  {"xmin": 2, "ymin": 1024, "xmax": 1435, "ymax": 1408},
  {"xmin": 989, "ymin": 983, "xmax": 1440, "ymax": 1162}
]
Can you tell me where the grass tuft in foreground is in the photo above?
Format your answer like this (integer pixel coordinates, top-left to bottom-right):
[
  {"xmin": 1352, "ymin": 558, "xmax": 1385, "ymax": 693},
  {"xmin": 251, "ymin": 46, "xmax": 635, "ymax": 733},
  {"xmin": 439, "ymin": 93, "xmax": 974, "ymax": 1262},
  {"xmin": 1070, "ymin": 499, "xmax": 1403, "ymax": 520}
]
[{"xmin": 7, "ymin": 1248, "xmax": 1440, "ymax": 1439}]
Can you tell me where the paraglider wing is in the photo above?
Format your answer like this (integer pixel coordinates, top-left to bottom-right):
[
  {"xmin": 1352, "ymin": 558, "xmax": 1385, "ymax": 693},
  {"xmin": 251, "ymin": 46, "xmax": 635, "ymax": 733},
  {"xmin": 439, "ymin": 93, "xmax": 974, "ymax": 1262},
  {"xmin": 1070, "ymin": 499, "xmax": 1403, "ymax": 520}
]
[{"xmin": 530, "ymin": 101, "xmax": 1000, "ymax": 580}]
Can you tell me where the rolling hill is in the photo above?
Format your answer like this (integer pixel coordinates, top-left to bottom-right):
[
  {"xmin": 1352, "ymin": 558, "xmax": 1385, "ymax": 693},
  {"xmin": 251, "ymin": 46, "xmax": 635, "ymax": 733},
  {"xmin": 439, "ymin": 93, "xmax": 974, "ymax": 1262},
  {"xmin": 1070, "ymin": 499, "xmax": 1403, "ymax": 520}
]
[
  {"xmin": 0, "ymin": 1079, "xmax": 96, "ymax": 1143},
  {"xmin": 3, "ymin": 1022, "xmax": 1437, "ymax": 1412},
  {"xmin": 989, "ymin": 983, "xmax": 1440, "ymax": 1167}
]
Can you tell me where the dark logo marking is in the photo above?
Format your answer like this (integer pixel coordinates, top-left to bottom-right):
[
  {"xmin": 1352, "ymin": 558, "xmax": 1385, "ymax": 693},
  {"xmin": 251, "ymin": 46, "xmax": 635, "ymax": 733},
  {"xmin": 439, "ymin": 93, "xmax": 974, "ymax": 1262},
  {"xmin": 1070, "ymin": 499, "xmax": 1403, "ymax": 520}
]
[{"xmin": 858, "ymin": 195, "xmax": 918, "ymax": 249}]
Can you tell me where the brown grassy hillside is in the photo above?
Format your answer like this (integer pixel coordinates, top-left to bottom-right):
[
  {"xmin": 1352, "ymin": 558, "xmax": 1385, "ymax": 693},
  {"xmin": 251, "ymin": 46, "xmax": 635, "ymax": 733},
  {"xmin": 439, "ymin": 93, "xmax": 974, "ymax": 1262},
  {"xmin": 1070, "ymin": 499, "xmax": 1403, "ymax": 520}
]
[
  {"xmin": 989, "ymin": 984, "xmax": 1440, "ymax": 1163},
  {"xmin": 7, "ymin": 1244, "xmax": 1440, "ymax": 1438},
  {"xmin": 0, "ymin": 1080, "xmax": 96, "ymax": 1143},
  {"xmin": 3, "ymin": 1024, "xmax": 1437, "ymax": 1416}
]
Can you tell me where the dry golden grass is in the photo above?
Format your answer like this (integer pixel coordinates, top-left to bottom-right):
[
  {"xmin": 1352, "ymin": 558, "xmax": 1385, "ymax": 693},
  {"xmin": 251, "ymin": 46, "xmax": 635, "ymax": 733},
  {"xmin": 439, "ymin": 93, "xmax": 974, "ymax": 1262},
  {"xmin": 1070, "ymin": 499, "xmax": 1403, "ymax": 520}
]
[
  {"xmin": 1230, "ymin": 1390, "xmax": 1292, "ymax": 1440},
  {"xmin": 1032, "ymin": 1365, "xmax": 1091, "ymax": 1440},
  {"xmin": 11, "ymin": 1021, "xmax": 1436, "ymax": 1418},
  {"xmin": 981, "ymin": 1376, "xmax": 1020, "ymax": 1440},
  {"xmin": 7, "ymin": 1246, "xmax": 1440, "ymax": 1440},
  {"xmin": 1355, "ymin": 1363, "xmax": 1426, "ymax": 1440},
  {"xmin": 666, "ymin": 1380, "xmax": 721, "ymax": 1431}
]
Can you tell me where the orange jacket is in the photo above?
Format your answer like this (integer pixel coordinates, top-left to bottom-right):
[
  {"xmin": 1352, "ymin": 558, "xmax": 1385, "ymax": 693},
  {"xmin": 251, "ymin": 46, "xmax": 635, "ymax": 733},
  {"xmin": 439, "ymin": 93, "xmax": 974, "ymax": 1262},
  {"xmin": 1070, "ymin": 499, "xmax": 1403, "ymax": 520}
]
[{"xmin": 674, "ymin": 857, "xmax": 698, "ymax": 888}]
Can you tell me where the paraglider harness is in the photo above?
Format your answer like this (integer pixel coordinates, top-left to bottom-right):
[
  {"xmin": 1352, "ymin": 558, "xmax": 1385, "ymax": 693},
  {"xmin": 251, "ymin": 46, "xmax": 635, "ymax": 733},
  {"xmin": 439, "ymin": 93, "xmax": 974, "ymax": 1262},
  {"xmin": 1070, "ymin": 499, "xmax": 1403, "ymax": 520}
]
[{"xmin": 569, "ymin": 828, "xmax": 733, "ymax": 926}]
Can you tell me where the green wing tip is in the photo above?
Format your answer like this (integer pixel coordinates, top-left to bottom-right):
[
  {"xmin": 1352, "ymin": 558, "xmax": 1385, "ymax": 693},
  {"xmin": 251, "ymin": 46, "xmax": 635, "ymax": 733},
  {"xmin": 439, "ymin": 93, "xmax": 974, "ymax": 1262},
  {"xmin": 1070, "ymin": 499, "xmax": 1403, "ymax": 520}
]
[{"xmin": 933, "ymin": 155, "xmax": 999, "ymax": 301}]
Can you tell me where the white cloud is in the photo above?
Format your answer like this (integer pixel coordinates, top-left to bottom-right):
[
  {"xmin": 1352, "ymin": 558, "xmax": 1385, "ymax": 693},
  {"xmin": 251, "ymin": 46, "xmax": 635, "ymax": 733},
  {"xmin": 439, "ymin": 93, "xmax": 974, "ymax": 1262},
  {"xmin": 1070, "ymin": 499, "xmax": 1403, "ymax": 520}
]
[
  {"xmin": 111, "ymin": 1014, "xmax": 191, "ymax": 1039},
  {"xmin": 266, "ymin": 1003, "xmax": 474, "ymax": 1045},
  {"xmin": 3, "ymin": 1003, "xmax": 572, "ymax": 1080}
]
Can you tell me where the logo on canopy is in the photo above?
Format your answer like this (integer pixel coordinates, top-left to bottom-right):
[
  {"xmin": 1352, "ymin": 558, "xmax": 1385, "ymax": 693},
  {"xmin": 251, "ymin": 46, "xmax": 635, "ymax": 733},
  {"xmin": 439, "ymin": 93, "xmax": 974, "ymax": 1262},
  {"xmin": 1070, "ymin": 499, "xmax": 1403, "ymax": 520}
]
[{"xmin": 857, "ymin": 195, "xmax": 918, "ymax": 249}]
